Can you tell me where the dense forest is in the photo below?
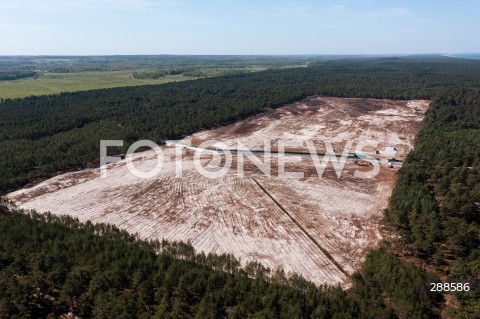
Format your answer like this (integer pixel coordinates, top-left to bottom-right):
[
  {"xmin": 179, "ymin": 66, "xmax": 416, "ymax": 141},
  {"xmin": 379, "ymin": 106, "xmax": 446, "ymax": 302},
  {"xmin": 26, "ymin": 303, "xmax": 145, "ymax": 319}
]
[
  {"xmin": 1, "ymin": 56, "xmax": 480, "ymax": 317},
  {"xmin": 0, "ymin": 199, "xmax": 441, "ymax": 318},
  {"xmin": 385, "ymin": 89, "xmax": 480, "ymax": 317},
  {"xmin": 0, "ymin": 71, "xmax": 37, "ymax": 81}
]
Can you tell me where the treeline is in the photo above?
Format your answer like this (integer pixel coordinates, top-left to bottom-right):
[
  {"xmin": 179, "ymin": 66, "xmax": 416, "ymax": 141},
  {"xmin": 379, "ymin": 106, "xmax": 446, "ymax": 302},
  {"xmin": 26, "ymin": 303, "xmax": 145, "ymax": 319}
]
[
  {"xmin": 385, "ymin": 88, "xmax": 480, "ymax": 317},
  {"xmin": 132, "ymin": 69, "xmax": 184, "ymax": 79},
  {"xmin": 0, "ymin": 200, "xmax": 440, "ymax": 318},
  {"xmin": 3, "ymin": 57, "xmax": 480, "ymax": 193},
  {"xmin": 0, "ymin": 71, "xmax": 37, "ymax": 81},
  {"xmin": 132, "ymin": 68, "xmax": 252, "ymax": 79}
]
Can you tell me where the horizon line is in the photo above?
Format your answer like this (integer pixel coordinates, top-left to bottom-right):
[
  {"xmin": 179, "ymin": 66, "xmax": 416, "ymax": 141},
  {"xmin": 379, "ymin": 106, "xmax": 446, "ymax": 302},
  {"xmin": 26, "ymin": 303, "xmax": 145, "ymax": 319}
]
[{"xmin": 1, "ymin": 53, "xmax": 476, "ymax": 57}]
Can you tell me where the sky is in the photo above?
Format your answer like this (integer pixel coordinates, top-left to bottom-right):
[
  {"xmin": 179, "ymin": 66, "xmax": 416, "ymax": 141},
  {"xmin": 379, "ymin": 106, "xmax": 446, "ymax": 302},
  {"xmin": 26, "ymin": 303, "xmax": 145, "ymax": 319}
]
[{"xmin": 0, "ymin": 0, "xmax": 479, "ymax": 55}]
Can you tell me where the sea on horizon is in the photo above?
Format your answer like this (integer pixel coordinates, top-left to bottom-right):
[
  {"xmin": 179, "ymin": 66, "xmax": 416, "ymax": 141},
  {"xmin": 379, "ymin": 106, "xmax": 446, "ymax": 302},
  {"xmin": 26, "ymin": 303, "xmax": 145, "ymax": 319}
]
[{"xmin": 444, "ymin": 53, "xmax": 480, "ymax": 60}]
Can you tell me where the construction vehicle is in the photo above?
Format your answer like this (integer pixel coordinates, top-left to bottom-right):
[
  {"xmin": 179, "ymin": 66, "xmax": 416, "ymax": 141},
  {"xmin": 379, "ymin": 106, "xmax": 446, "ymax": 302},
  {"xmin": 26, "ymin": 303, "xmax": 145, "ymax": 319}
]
[{"xmin": 355, "ymin": 160, "xmax": 370, "ymax": 166}]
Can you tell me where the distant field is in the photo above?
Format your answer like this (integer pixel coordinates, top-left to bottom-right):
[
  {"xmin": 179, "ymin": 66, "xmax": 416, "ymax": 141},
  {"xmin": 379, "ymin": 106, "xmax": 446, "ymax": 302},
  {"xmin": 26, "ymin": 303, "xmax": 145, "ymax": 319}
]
[
  {"xmin": 0, "ymin": 55, "xmax": 306, "ymax": 99},
  {"xmin": 0, "ymin": 72, "xmax": 201, "ymax": 99}
]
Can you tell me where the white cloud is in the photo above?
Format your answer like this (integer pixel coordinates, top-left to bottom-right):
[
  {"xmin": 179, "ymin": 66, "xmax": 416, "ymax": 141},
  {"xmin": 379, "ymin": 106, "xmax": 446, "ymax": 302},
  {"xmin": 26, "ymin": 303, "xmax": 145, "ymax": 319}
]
[
  {"xmin": 272, "ymin": 1, "xmax": 316, "ymax": 18},
  {"xmin": 329, "ymin": 4, "xmax": 348, "ymax": 13},
  {"xmin": 366, "ymin": 7, "xmax": 414, "ymax": 19}
]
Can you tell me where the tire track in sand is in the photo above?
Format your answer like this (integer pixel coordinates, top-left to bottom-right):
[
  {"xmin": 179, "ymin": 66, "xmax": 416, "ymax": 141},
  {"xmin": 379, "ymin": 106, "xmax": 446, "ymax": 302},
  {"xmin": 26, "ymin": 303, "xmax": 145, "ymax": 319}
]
[{"xmin": 252, "ymin": 178, "xmax": 350, "ymax": 278}]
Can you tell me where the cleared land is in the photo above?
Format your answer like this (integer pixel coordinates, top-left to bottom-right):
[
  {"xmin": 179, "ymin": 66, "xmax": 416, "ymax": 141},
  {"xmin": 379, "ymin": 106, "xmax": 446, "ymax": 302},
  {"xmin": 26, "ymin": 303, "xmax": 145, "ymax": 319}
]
[
  {"xmin": 7, "ymin": 97, "xmax": 429, "ymax": 286},
  {"xmin": 0, "ymin": 72, "xmax": 200, "ymax": 99}
]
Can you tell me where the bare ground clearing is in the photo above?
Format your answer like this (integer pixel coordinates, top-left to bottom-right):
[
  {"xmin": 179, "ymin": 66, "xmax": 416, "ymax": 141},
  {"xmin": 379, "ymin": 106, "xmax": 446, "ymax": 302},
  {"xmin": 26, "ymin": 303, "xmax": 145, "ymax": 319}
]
[{"xmin": 6, "ymin": 97, "xmax": 429, "ymax": 286}]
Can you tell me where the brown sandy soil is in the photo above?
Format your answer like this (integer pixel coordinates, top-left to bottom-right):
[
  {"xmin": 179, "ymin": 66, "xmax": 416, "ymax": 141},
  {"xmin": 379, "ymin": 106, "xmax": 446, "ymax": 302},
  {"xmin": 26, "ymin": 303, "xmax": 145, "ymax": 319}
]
[{"xmin": 6, "ymin": 97, "xmax": 429, "ymax": 287}]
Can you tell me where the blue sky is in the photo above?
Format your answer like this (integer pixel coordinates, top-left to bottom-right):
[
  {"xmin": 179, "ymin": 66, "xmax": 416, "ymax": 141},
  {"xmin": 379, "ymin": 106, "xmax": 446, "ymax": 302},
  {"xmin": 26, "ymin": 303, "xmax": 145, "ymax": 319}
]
[{"xmin": 0, "ymin": 0, "xmax": 478, "ymax": 55}]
